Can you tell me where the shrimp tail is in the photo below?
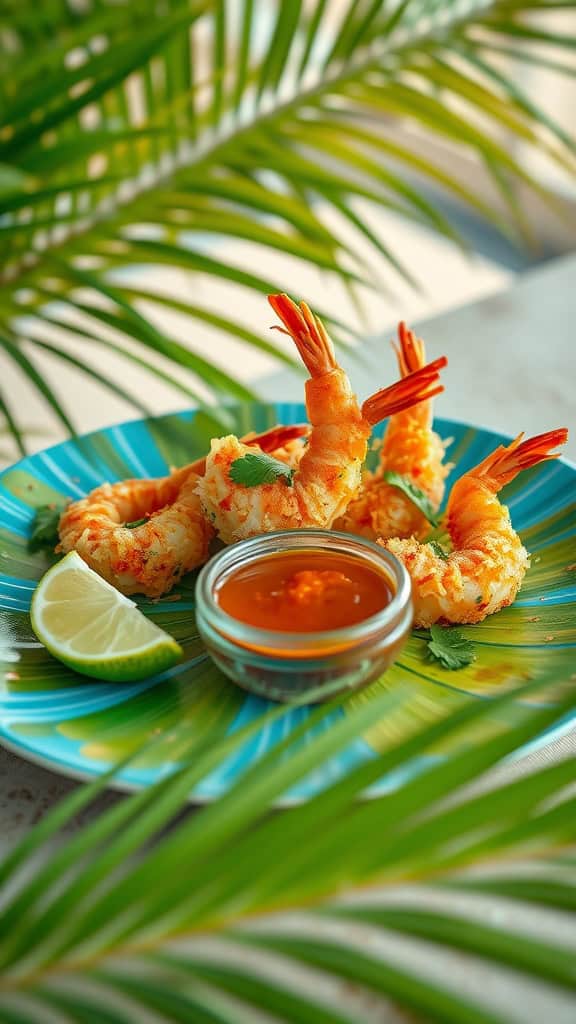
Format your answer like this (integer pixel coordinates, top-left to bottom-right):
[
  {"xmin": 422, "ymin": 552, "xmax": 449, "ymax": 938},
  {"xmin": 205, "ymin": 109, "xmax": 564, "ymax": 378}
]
[
  {"xmin": 243, "ymin": 423, "xmax": 309, "ymax": 452},
  {"xmin": 268, "ymin": 293, "xmax": 337, "ymax": 377},
  {"xmin": 393, "ymin": 321, "xmax": 426, "ymax": 377},
  {"xmin": 361, "ymin": 356, "xmax": 447, "ymax": 426},
  {"xmin": 186, "ymin": 423, "xmax": 308, "ymax": 477},
  {"xmin": 472, "ymin": 428, "xmax": 568, "ymax": 492}
]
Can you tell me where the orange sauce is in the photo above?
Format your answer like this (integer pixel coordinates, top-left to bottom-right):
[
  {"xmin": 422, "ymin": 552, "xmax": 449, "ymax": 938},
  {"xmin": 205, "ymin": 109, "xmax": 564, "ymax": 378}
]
[{"xmin": 215, "ymin": 549, "xmax": 392, "ymax": 633}]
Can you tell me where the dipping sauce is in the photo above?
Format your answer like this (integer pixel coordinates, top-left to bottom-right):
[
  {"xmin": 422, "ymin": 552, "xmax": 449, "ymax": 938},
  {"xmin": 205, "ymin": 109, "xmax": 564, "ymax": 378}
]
[{"xmin": 215, "ymin": 549, "xmax": 393, "ymax": 633}]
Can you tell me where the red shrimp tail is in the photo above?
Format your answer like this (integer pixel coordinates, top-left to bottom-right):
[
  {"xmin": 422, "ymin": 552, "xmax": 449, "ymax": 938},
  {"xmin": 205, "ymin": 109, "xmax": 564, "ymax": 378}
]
[
  {"xmin": 268, "ymin": 293, "xmax": 337, "ymax": 377},
  {"xmin": 188, "ymin": 423, "xmax": 309, "ymax": 476},
  {"xmin": 248, "ymin": 423, "xmax": 309, "ymax": 452},
  {"xmin": 393, "ymin": 321, "xmax": 427, "ymax": 378},
  {"xmin": 361, "ymin": 356, "xmax": 447, "ymax": 427},
  {"xmin": 472, "ymin": 428, "xmax": 569, "ymax": 491}
]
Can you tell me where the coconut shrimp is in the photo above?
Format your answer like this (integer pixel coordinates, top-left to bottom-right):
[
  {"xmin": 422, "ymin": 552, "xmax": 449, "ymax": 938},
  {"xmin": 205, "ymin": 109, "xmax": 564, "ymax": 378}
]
[
  {"xmin": 336, "ymin": 322, "xmax": 450, "ymax": 542},
  {"xmin": 58, "ymin": 424, "xmax": 306, "ymax": 598},
  {"xmin": 198, "ymin": 294, "xmax": 447, "ymax": 544},
  {"xmin": 385, "ymin": 429, "xmax": 568, "ymax": 626}
]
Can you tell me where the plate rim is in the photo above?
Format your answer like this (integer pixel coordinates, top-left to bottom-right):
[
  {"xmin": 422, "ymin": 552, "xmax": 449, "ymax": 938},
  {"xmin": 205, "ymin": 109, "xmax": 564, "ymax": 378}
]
[{"xmin": 2, "ymin": 709, "xmax": 574, "ymax": 808}]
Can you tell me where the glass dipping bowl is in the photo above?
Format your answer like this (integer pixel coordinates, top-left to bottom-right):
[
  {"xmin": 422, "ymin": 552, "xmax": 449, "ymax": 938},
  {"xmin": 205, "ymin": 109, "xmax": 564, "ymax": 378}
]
[{"xmin": 195, "ymin": 530, "xmax": 413, "ymax": 703}]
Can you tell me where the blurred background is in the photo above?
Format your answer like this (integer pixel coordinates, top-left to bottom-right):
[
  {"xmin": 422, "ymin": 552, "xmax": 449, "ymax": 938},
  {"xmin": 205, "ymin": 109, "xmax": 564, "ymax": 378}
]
[{"xmin": 1, "ymin": 0, "xmax": 575, "ymax": 464}]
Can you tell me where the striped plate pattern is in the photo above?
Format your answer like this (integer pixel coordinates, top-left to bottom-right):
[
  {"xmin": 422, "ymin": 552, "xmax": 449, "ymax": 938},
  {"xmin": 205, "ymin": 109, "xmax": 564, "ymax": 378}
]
[{"xmin": 0, "ymin": 405, "xmax": 574, "ymax": 802}]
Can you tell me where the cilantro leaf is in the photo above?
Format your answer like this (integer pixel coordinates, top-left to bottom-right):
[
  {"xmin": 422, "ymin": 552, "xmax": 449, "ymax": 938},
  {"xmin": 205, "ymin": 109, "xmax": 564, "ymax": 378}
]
[
  {"xmin": 426, "ymin": 624, "xmax": 477, "ymax": 671},
  {"xmin": 383, "ymin": 471, "xmax": 441, "ymax": 527},
  {"xmin": 429, "ymin": 539, "xmax": 449, "ymax": 560},
  {"xmin": 28, "ymin": 504, "xmax": 64, "ymax": 552},
  {"xmin": 126, "ymin": 517, "xmax": 148, "ymax": 529},
  {"xmin": 229, "ymin": 451, "xmax": 294, "ymax": 488}
]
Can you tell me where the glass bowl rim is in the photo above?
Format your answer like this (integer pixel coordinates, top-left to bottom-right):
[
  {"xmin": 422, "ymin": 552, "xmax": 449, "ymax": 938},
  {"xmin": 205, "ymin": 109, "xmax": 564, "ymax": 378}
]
[{"xmin": 195, "ymin": 528, "xmax": 413, "ymax": 653}]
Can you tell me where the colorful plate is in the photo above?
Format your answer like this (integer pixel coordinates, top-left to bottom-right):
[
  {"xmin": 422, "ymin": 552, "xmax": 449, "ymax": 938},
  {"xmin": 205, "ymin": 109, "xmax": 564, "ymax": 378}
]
[{"xmin": 1, "ymin": 405, "xmax": 574, "ymax": 802}]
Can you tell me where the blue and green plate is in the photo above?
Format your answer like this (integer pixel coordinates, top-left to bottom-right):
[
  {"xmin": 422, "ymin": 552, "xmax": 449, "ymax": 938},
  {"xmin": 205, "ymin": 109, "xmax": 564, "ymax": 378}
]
[{"xmin": 1, "ymin": 404, "xmax": 574, "ymax": 802}]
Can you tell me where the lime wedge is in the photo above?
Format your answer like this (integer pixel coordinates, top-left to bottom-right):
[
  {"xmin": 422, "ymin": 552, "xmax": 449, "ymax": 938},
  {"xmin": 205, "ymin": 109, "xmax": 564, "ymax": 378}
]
[{"xmin": 31, "ymin": 552, "xmax": 183, "ymax": 682}]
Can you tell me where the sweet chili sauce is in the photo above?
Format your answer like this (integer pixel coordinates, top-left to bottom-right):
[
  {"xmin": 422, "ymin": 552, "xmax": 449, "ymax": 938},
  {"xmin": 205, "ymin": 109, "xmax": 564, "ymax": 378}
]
[{"xmin": 215, "ymin": 548, "xmax": 393, "ymax": 633}]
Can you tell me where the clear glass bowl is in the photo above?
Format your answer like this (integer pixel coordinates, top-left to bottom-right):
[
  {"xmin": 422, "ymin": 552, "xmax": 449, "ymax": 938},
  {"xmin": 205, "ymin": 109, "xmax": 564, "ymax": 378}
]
[{"xmin": 195, "ymin": 530, "xmax": 413, "ymax": 703}]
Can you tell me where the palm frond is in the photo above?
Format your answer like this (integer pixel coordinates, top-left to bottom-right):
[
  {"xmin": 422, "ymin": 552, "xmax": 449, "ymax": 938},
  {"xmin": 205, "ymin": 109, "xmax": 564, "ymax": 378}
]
[
  {"xmin": 0, "ymin": 0, "xmax": 575, "ymax": 448},
  {"xmin": 0, "ymin": 674, "xmax": 575, "ymax": 1022}
]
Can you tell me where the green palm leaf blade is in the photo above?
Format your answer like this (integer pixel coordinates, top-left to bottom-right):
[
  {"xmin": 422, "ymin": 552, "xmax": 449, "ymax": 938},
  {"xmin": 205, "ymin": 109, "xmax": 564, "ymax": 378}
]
[
  {"xmin": 233, "ymin": 0, "xmax": 255, "ymax": 111},
  {"xmin": 0, "ymin": 695, "xmax": 293, "ymax": 971},
  {"xmin": 171, "ymin": 174, "xmax": 338, "ymax": 244},
  {"xmin": 2, "ymin": 0, "xmax": 166, "ymax": 85},
  {"xmin": 29, "ymin": 264, "xmax": 257, "ymax": 421},
  {"xmin": 293, "ymin": 112, "xmax": 513, "ymax": 232},
  {"xmin": 146, "ymin": 956, "xmax": 360, "ymax": 1024},
  {"xmin": 191, "ymin": 686, "xmax": 575, "ymax": 920},
  {"xmin": 279, "ymin": 122, "xmax": 466, "ymax": 243},
  {"xmin": 0, "ymin": 1001, "xmax": 54, "ymax": 1024},
  {"xmin": 429, "ymin": 795, "xmax": 576, "ymax": 877},
  {"xmin": 322, "ymin": 189, "xmax": 423, "ymax": 293},
  {"xmin": 0, "ymin": 164, "xmax": 32, "ymax": 196},
  {"xmin": 64, "ymin": 299, "xmax": 257, "ymax": 405},
  {"xmin": 468, "ymin": 40, "xmax": 576, "ymax": 78},
  {"xmin": 29, "ymin": 689, "xmax": 406, "ymax": 964},
  {"xmin": 455, "ymin": 43, "xmax": 576, "ymax": 157},
  {"xmin": 42, "ymin": 683, "xmax": 575, "ymax": 954},
  {"xmin": 1, "ymin": 0, "xmax": 575, "ymax": 445},
  {"xmin": 344, "ymin": 79, "xmax": 554, "ymax": 203},
  {"xmin": 0, "ymin": 675, "xmax": 575, "ymax": 1020},
  {"xmin": 25, "ymin": 339, "xmax": 152, "ymax": 418},
  {"xmin": 0, "ymin": 391, "xmax": 26, "ymax": 457},
  {"xmin": 75, "ymin": 975, "xmax": 243, "ymax": 1023},
  {"xmin": 0, "ymin": 333, "xmax": 76, "ymax": 436},
  {"xmin": 325, "ymin": 904, "xmax": 576, "ymax": 991},
  {"xmin": 30, "ymin": 988, "xmax": 138, "ymax": 1024},
  {"xmin": 298, "ymin": 0, "xmax": 330, "ymax": 79},
  {"xmin": 14, "ymin": 129, "xmax": 184, "ymax": 178},
  {"xmin": 412, "ymin": 51, "xmax": 576, "ymax": 173},
  {"xmin": 479, "ymin": 17, "xmax": 576, "ymax": 50},
  {"xmin": 210, "ymin": 0, "xmax": 227, "ymax": 127},
  {"xmin": 120, "ymin": 288, "xmax": 302, "ymax": 370},
  {"xmin": 27, "ymin": 309, "xmax": 228, "ymax": 413},
  {"xmin": 229, "ymin": 934, "xmax": 507, "ymax": 1024},
  {"xmin": 353, "ymin": 758, "xmax": 576, "ymax": 879},
  {"xmin": 442, "ymin": 875, "xmax": 576, "ymax": 912},
  {"xmin": 2, "ymin": 4, "xmax": 209, "ymax": 154},
  {"xmin": 256, "ymin": 0, "xmax": 303, "ymax": 99},
  {"xmin": 141, "ymin": 203, "xmax": 352, "ymax": 273}
]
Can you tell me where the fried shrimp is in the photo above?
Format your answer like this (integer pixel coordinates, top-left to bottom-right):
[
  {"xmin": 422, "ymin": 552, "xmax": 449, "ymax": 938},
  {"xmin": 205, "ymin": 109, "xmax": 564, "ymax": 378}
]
[
  {"xmin": 385, "ymin": 429, "xmax": 568, "ymax": 626},
  {"xmin": 58, "ymin": 424, "xmax": 306, "ymax": 598},
  {"xmin": 336, "ymin": 321, "xmax": 449, "ymax": 541},
  {"xmin": 198, "ymin": 294, "xmax": 447, "ymax": 544}
]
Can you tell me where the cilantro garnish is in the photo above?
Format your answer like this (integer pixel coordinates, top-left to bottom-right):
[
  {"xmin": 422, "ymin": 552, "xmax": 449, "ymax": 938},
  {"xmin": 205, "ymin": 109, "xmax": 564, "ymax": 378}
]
[
  {"xmin": 429, "ymin": 539, "xmax": 449, "ymax": 560},
  {"xmin": 383, "ymin": 471, "xmax": 440, "ymax": 527},
  {"xmin": 126, "ymin": 517, "xmax": 148, "ymax": 529},
  {"xmin": 426, "ymin": 625, "xmax": 477, "ymax": 671},
  {"xmin": 28, "ymin": 504, "xmax": 64, "ymax": 552},
  {"xmin": 229, "ymin": 451, "xmax": 294, "ymax": 488}
]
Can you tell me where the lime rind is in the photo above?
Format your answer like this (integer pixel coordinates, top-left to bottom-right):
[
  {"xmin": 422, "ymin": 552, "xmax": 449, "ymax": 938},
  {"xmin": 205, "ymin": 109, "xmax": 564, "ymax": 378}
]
[
  {"xmin": 31, "ymin": 552, "xmax": 183, "ymax": 683},
  {"xmin": 46, "ymin": 641, "xmax": 183, "ymax": 683}
]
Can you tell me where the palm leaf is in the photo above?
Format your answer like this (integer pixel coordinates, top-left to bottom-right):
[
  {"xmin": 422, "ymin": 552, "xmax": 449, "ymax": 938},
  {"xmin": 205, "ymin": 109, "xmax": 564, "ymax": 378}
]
[
  {"xmin": 1, "ymin": 0, "xmax": 575, "ymax": 449},
  {"xmin": 0, "ymin": 674, "xmax": 575, "ymax": 1022}
]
